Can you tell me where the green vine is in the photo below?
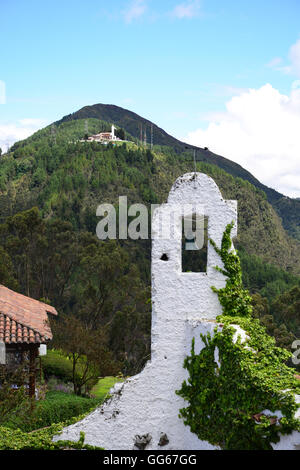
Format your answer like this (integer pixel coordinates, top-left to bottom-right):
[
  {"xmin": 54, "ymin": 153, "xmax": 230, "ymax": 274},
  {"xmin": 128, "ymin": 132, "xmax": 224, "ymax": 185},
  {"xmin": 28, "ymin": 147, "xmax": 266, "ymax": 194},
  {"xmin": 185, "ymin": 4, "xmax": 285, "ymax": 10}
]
[
  {"xmin": 210, "ymin": 221, "xmax": 253, "ymax": 318},
  {"xmin": 0, "ymin": 411, "xmax": 104, "ymax": 450},
  {"xmin": 176, "ymin": 222, "xmax": 300, "ymax": 450}
]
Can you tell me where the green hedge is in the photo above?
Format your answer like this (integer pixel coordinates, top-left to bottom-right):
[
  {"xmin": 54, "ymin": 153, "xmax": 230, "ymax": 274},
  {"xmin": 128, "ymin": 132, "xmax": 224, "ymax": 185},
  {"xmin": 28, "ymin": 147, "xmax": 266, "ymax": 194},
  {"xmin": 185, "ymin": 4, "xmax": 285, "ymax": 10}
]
[
  {"xmin": 0, "ymin": 424, "xmax": 103, "ymax": 450},
  {"xmin": 3, "ymin": 391, "xmax": 101, "ymax": 432}
]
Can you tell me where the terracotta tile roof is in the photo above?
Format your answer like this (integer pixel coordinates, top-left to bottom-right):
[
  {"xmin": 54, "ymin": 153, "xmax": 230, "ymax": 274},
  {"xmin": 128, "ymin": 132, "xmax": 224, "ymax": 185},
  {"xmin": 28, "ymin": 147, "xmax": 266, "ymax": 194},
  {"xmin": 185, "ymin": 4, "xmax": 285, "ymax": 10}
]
[
  {"xmin": 0, "ymin": 313, "xmax": 47, "ymax": 344},
  {"xmin": 0, "ymin": 285, "xmax": 58, "ymax": 344}
]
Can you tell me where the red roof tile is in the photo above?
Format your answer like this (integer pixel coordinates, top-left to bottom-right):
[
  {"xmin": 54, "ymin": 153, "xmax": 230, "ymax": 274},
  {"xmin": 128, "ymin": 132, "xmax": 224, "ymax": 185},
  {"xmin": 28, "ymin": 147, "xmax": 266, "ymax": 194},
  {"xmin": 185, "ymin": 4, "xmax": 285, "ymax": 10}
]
[
  {"xmin": 0, "ymin": 313, "xmax": 47, "ymax": 344},
  {"xmin": 0, "ymin": 285, "xmax": 58, "ymax": 343}
]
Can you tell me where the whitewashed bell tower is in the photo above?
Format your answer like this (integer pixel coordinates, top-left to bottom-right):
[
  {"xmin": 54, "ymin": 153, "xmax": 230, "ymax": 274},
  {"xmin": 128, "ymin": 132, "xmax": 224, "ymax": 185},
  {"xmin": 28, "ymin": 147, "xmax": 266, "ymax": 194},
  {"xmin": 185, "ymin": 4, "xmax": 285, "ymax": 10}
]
[{"xmin": 55, "ymin": 172, "xmax": 238, "ymax": 450}]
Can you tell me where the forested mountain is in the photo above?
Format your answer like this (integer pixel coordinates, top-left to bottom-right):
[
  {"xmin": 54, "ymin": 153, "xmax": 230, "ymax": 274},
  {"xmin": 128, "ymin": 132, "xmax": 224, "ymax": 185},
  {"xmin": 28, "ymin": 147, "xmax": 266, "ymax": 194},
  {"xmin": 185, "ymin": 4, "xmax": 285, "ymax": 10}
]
[
  {"xmin": 56, "ymin": 103, "xmax": 300, "ymax": 241},
  {"xmin": 0, "ymin": 112, "xmax": 299, "ymax": 372}
]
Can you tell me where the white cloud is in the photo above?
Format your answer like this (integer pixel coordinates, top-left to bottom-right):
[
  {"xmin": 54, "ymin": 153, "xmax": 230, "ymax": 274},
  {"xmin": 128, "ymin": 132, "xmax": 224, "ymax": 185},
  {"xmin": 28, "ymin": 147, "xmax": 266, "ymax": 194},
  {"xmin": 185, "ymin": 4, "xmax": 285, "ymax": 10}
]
[
  {"xmin": 183, "ymin": 83, "xmax": 300, "ymax": 198},
  {"xmin": 0, "ymin": 118, "xmax": 47, "ymax": 153},
  {"xmin": 123, "ymin": 0, "xmax": 147, "ymax": 23},
  {"xmin": 266, "ymin": 57, "xmax": 282, "ymax": 68},
  {"xmin": 267, "ymin": 38, "xmax": 300, "ymax": 77},
  {"xmin": 289, "ymin": 38, "xmax": 300, "ymax": 77},
  {"xmin": 172, "ymin": 0, "xmax": 201, "ymax": 19}
]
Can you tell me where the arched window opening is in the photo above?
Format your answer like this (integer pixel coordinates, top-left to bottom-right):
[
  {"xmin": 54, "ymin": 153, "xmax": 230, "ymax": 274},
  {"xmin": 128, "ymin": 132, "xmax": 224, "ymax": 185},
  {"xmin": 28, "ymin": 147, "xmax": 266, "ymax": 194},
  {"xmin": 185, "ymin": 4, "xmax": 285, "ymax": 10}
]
[{"xmin": 182, "ymin": 215, "xmax": 208, "ymax": 273}]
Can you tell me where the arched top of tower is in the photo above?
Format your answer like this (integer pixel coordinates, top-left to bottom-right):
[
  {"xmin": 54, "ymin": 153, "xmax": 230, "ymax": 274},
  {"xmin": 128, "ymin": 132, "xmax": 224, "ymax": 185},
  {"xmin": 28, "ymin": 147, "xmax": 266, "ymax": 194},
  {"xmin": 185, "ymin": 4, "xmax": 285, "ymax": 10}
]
[{"xmin": 168, "ymin": 173, "xmax": 223, "ymax": 206}]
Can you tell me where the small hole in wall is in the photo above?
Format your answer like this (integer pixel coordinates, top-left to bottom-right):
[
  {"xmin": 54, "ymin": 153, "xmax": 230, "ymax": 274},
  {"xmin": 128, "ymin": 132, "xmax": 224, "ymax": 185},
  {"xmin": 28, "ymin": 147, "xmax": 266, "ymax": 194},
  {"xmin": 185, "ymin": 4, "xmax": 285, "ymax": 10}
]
[{"xmin": 160, "ymin": 254, "xmax": 169, "ymax": 261}]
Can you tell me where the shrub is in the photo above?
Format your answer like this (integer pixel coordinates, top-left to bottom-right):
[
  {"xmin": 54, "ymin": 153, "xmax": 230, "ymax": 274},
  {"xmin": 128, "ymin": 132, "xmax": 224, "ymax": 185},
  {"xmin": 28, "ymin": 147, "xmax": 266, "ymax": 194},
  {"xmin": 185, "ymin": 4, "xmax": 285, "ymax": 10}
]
[
  {"xmin": 0, "ymin": 425, "xmax": 103, "ymax": 450},
  {"xmin": 3, "ymin": 391, "xmax": 101, "ymax": 432},
  {"xmin": 32, "ymin": 391, "xmax": 100, "ymax": 431}
]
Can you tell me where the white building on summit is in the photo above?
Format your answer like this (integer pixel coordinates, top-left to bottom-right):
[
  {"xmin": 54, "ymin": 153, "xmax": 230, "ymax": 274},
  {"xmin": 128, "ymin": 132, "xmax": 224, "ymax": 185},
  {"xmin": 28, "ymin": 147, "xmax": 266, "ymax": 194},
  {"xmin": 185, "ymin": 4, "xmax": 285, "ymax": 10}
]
[{"xmin": 87, "ymin": 125, "xmax": 121, "ymax": 143}]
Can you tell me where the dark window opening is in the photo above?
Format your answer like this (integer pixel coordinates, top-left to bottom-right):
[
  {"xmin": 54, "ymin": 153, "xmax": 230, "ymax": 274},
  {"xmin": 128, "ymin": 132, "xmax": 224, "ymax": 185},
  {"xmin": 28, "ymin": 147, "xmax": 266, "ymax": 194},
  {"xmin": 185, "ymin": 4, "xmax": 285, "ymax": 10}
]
[
  {"xmin": 182, "ymin": 215, "xmax": 208, "ymax": 273},
  {"xmin": 160, "ymin": 253, "xmax": 169, "ymax": 261}
]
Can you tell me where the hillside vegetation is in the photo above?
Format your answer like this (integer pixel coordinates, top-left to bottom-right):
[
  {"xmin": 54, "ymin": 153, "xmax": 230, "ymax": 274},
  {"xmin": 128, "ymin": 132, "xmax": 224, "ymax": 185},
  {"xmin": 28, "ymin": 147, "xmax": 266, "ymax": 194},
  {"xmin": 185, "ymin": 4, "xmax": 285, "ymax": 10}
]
[
  {"xmin": 55, "ymin": 103, "xmax": 300, "ymax": 241},
  {"xmin": 0, "ymin": 116, "xmax": 299, "ymax": 372},
  {"xmin": 1, "ymin": 118, "xmax": 299, "ymax": 272}
]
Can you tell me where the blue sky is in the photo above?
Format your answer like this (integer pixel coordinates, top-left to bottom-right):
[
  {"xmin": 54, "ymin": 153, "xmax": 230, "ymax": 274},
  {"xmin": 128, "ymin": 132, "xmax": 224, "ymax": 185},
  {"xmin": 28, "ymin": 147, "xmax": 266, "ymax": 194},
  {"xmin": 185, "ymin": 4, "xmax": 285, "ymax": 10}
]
[{"xmin": 1, "ymin": 0, "xmax": 300, "ymax": 196}]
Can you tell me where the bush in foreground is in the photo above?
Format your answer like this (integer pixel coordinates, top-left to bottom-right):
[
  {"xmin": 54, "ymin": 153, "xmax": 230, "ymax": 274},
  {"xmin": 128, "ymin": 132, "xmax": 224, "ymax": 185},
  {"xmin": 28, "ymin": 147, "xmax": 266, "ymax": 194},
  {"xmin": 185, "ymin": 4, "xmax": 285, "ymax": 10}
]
[{"xmin": 3, "ymin": 391, "xmax": 101, "ymax": 432}]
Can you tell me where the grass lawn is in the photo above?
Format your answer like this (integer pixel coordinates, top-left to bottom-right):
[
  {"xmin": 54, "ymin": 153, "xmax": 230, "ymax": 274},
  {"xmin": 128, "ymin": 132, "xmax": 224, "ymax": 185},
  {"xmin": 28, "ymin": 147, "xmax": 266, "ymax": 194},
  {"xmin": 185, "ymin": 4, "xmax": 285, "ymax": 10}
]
[{"xmin": 91, "ymin": 376, "xmax": 124, "ymax": 401}]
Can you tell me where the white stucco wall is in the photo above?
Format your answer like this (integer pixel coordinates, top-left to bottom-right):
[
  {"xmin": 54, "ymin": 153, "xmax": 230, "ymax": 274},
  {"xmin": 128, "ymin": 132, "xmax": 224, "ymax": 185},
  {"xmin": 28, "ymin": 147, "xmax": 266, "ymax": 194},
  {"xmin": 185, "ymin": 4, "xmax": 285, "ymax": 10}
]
[
  {"xmin": 272, "ymin": 394, "xmax": 300, "ymax": 450},
  {"xmin": 54, "ymin": 320, "xmax": 222, "ymax": 450},
  {"xmin": 54, "ymin": 172, "xmax": 300, "ymax": 450},
  {"xmin": 0, "ymin": 341, "xmax": 5, "ymax": 365}
]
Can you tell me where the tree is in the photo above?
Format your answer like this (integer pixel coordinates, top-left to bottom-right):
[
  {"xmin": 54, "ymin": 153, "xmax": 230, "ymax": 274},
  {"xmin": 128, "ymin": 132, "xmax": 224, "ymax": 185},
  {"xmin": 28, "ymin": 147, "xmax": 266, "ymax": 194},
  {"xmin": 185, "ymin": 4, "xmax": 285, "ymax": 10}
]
[
  {"xmin": 0, "ymin": 207, "xmax": 44, "ymax": 297},
  {"xmin": 76, "ymin": 238, "xmax": 150, "ymax": 327},
  {"xmin": 51, "ymin": 314, "xmax": 120, "ymax": 396},
  {"xmin": 0, "ymin": 209, "xmax": 151, "ymax": 373},
  {"xmin": 0, "ymin": 246, "xmax": 18, "ymax": 290},
  {"xmin": 115, "ymin": 128, "xmax": 125, "ymax": 140},
  {"xmin": 0, "ymin": 209, "xmax": 82, "ymax": 309},
  {"xmin": 76, "ymin": 238, "xmax": 151, "ymax": 372},
  {"xmin": 252, "ymin": 293, "xmax": 296, "ymax": 351},
  {"xmin": 272, "ymin": 286, "xmax": 300, "ymax": 338}
]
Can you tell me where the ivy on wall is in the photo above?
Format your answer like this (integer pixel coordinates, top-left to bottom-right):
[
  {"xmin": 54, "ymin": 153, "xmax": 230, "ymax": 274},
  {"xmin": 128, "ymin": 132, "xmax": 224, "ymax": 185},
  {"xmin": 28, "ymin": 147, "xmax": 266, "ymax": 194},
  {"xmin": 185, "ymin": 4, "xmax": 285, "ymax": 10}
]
[
  {"xmin": 0, "ymin": 424, "xmax": 103, "ymax": 450},
  {"xmin": 176, "ymin": 222, "xmax": 300, "ymax": 450}
]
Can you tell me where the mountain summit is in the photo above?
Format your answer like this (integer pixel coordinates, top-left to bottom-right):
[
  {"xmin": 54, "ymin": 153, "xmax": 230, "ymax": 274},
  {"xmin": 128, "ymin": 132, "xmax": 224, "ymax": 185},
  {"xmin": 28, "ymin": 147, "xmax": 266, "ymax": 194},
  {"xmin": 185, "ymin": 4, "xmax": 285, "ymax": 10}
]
[
  {"xmin": 56, "ymin": 103, "xmax": 300, "ymax": 239},
  {"xmin": 56, "ymin": 103, "xmax": 282, "ymax": 198}
]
